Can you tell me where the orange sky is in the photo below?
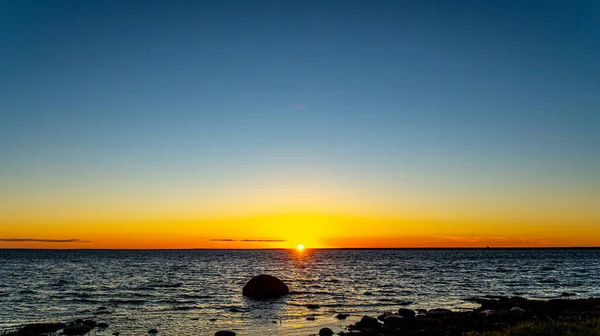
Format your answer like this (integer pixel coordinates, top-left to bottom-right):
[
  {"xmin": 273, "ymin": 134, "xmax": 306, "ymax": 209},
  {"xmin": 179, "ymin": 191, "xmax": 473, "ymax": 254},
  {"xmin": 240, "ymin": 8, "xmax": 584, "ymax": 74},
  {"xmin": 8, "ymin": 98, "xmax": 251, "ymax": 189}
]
[{"xmin": 1, "ymin": 212, "xmax": 599, "ymax": 249}]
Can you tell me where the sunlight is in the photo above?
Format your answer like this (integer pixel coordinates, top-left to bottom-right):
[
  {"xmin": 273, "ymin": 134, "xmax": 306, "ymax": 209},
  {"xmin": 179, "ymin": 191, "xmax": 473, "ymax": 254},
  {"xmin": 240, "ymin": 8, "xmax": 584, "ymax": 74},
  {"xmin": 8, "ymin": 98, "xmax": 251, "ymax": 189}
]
[{"xmin": 296, "ymin": 244, "xmax": 305, "ymax": 251}]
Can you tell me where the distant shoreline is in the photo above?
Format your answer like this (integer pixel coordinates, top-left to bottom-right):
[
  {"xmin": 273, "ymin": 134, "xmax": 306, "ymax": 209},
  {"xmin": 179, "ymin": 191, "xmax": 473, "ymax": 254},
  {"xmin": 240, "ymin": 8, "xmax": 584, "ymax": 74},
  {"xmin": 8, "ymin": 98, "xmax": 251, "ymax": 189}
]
[{"xmin": 1, "ymin": 247, "xmax": 599, "ymax": 251}]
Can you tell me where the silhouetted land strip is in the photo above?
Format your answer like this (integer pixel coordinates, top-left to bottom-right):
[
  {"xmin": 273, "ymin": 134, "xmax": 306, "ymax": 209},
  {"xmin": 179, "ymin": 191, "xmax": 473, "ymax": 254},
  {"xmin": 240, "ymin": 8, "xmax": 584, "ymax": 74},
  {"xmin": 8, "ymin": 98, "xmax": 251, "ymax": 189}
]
[{"xmin": 1, "ymin": 247, "xmax": 600, "ymax": 251}]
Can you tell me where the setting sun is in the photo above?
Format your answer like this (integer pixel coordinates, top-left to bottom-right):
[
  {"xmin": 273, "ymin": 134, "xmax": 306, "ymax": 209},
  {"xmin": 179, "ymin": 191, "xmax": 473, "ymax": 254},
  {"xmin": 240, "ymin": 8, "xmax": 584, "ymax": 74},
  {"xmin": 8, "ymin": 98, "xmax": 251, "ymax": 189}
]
[{"xmin": 296, "ymin": 244, "xmax": 305, "ymax": 251}]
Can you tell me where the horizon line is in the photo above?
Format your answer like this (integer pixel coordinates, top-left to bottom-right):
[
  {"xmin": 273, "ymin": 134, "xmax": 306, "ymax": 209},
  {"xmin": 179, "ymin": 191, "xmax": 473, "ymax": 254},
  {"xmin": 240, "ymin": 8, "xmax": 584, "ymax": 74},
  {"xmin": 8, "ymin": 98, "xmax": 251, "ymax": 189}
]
[{"xmin": 1, "ymin": 246, "xmax": 599, "ymax": 251}]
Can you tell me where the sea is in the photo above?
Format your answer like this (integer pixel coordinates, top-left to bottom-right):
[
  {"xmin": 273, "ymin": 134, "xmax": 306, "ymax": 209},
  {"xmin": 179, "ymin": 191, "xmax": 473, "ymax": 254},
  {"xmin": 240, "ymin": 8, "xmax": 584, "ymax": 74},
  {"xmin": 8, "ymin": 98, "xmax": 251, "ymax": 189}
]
[{"xmin": 1, "ymin": 249, "xmax": 599, "ymax": 335}]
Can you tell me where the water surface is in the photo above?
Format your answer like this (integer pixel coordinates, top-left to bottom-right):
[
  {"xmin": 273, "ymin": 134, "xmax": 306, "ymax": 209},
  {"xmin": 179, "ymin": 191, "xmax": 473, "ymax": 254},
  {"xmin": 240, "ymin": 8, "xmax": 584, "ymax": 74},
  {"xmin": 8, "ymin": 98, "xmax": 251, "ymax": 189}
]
[{"xmin": 1, "ymin": 249, "xmax": 599, "ymax": 335}]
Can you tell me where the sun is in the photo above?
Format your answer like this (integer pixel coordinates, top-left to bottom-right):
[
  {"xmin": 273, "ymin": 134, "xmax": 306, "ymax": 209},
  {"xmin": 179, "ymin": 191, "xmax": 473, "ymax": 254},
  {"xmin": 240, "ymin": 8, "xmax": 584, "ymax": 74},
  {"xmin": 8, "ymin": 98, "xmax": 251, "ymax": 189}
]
[{"xmin": 296, "ymin": 244, "xmax": 305, "ymax": 251}]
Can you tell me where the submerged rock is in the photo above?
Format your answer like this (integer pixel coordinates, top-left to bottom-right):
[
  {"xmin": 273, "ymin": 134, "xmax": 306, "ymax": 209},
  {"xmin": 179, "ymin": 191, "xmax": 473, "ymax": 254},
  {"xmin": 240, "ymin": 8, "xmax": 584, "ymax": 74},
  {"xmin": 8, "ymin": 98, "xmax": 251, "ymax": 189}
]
[
  {"xmin": 63, "ymin": 324, "xmax": 91, "ymax": 335},
  {"xmin": 8, "ymin": 323, "xmax": 66, "ymax": 335},
  {"xmin": 82, "ymin": 320, "xmax": 97, "ymax": 328},
  {"xmin": 214, "ymin": 331, "xmax": 236, "ymax": 336},
  {"xmin": 242, "ymin": 274, "xmax": 289, "ymax": 299},
  {"xmin": 336, "ymin": 313, "xmax": 350, "ymax": 319}
]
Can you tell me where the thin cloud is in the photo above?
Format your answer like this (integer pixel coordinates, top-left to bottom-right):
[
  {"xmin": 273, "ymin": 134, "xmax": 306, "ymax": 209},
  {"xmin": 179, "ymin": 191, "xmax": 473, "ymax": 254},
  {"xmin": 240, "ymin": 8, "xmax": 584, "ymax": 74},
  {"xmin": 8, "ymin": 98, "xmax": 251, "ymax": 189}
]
[
  {"xmin": 435, "ymin": 235, "xmax": 482, "ymax": 243},
  {"xmin": 210, "ymin": 239, "xmax": 286, "ymax": 242},
  {"xmin": 0, "ymin": 238, "xmax": 91, "ymax": 243}
]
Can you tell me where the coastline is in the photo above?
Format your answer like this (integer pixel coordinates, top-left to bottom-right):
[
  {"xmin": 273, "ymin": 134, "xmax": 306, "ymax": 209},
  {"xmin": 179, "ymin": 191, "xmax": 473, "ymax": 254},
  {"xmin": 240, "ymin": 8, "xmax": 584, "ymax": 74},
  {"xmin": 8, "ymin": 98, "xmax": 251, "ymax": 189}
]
[{"xmin": 3, "ymin": 296, "xmax": 600, "ymax": 336}]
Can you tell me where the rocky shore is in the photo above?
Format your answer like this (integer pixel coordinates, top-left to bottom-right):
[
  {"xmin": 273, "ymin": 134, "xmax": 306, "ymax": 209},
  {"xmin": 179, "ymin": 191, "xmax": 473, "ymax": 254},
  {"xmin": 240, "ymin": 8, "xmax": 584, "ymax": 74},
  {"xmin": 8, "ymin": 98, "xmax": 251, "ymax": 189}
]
[
  {"xmin": 331, "ymin": 296, "xmax": 600, "ymax": 336},
  {"xmin": 2, "ymin": 296, "xmax": 600, "ymax": 336}
]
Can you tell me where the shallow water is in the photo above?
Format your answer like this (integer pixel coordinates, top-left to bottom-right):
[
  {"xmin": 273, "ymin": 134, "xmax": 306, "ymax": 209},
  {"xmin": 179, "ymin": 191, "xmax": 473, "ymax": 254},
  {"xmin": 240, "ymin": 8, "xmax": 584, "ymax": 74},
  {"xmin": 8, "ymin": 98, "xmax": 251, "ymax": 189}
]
[{"xmin": 1, "ymin": 249, "xmax": 599, "ymax": 335}]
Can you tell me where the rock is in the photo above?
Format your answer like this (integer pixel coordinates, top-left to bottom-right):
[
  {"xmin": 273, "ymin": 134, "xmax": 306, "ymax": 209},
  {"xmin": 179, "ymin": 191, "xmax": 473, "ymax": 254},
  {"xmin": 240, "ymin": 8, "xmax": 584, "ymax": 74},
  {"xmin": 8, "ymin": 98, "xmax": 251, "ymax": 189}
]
[
  {"xmin": 561, "ymin": 292, "xmax": 576, "ymax": 297},
  {"xmin": 82, "ymin": 320, "xmax": 97, "ymax": 328},
  {"xmin": 319, "ymin": 327, "xmax": 334, "ymax": 336},
  {"xmin": 214, "ymin": 331, "xmax": 236, "ymax": 336},
  {"xmin": 209, "ymin": 318, "xmax": 217, "ymax": 322},
  {"xmin": 426, "ymin": 308, "xmax": 452, "ymax": 317},
  {"xmin": 306, "ymin": 304, "xmax": 321, "ymax": 309},
  {"xmin": 336, "ymin": 313, "xmax": 350, "ymax": 319},
  {"xmin": 377, "ymin": 312, "xmax": 392, "ymax": 321},
  {"xmin": 510, "ymin": 307, "xmax": 525, "ymax": 313},
  {"xmin": 358, "ymin": 315, "xmax": 379, "ymax": 326},
  {"xmin": 242, "ymin": 274, "xmax": 289, "ymax": 299},
  {"xmin": 63, "ymin": 324, "xmax": 92, "ymax": 335},
  {"xmin": 306, "ymin": 316, "xmax": 316, "ymax": 320},
  {"xmin": 112, "ymin": 333, "xmax": 119, "ymax": 336},
  {"xmin": 398, "ymin": 300, "xmax": 413, "ymax": 306},
  {"xmin": 383, "ymin": 315, "xmax": 404, "ymax": 326},
  {"xmin": 9, "ymin": 323, "xmax": 66, "ymax": 335},
  {"xmin": 97, "ymin": 322, "xmax": 109, "ymax": 328},
  {"xmin": 148, "ymin": 328, "xmax": 158, "ymax": 334},
  {"xmin": 481, "ymin": 309, "xmax": 498, "ymax": 316},
  {"xmin": 398, "ymin": 308, "xmax": 416, "ymax": 318}
]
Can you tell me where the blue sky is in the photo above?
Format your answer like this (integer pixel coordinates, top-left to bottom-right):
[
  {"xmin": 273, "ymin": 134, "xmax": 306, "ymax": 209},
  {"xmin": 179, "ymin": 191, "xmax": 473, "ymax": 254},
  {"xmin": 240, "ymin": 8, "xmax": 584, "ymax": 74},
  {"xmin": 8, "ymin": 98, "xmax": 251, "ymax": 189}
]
[{"xmin": 1, "ymin": 0, "xmax": 599, "ymax": 230}]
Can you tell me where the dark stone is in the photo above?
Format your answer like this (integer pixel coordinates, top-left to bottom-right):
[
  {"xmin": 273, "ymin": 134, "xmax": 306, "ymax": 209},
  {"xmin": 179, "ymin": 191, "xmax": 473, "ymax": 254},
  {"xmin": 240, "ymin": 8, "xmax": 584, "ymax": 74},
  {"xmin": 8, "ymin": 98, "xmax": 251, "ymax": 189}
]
[
  {"xmin": 359, "ymin": 315, "xmax": 379, "ymax": 326},
  {"xmin": 319, "ymin": 327, "xmax": 334, "ymax": 336},
  {"xmin": 97, "ymin": 323, "xmax": 109, "ymax": 328},
  {"xmin": 398, "ymin": 308, "xmax": 416, "ymax": 318},
  {"xmin": 398, "ymin": 300, "xmax": 413, "ymax": 306},
  {"xmin": 377, "ymin": 312, "xmax": 392, "ymax": 321},
  {"xmin": 336, "ymin": 313, "xmax": 349, "ymax": 319},
  {"xmin": 306, "ymin": 316, "xmax": 316, "ymax": 320},
  {"xmin": 63, "ymin": 324, "xmax": 91, "ymax": 335},
  {"xmin": 306, "ymin": 304, "xmax": 321, "ymax": 309},
  {"xmin": 8, "ymin": 323, "xmax": 66, "ymax": 335},
  {"xmin": 383, "ymin": 315, "xmax": 404, "ymax": 326},
  {"xmin": 561, "ymin": 292, "xmax": 576, "ymax": 297},
  {"xmin": 242, "ymin": 274, "xmax": 289, "ymax": 299},
  {"xmin": 209, "ymin": 318, "xmax": 217, "ymax": 322},
  {"xmin": 214, "ymin": 331, "xmax": 236, "ymax": 336},
  {"xmin": 97, "ymin": 306, "xmax": 108, "ymax": 310},
  {"xmin": 426, "ymin": 308, "xmax": 452, "ymax": 317},
  {"xmin": 82, "ymin": 320, "xmax": 97, "ymax": 328},
  {"xmin": 112, "ymin": 333, "xmax": 119, "ymax": 336},
  {"xmin": 148, "ymin": 329, "xmax": 158, "ymax": 334}
]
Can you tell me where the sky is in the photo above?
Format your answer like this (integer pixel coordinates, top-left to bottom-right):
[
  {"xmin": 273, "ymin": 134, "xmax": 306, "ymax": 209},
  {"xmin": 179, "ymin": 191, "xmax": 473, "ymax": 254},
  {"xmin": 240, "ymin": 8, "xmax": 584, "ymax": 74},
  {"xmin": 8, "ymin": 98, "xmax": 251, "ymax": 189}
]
[{"xmin": 1, "ymin": 0, "xmax": 599, "ymax": 249}]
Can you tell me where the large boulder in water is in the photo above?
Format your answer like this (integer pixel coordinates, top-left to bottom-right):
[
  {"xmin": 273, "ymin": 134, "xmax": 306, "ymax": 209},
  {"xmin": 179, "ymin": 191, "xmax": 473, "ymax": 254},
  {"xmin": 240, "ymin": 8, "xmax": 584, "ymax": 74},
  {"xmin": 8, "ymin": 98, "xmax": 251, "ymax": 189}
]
[{"xmin": 242, "ymin": 274, "xmax": 289, "ymax": 299}]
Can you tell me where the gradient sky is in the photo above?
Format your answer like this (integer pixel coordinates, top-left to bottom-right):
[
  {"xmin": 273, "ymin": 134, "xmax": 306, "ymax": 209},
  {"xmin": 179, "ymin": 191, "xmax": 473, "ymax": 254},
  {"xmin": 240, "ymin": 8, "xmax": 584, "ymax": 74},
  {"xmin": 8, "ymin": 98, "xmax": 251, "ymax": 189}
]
[{"xmin": 1, "ymin": 0, "xmax": 599, "ymax": 249}]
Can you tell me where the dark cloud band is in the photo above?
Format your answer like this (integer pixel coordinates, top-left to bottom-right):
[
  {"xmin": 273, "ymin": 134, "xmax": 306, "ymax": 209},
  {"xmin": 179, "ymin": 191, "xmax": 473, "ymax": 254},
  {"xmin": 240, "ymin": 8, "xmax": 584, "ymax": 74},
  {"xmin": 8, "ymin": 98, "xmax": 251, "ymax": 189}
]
[
  {"xmin": 210, "ymin": 239, "xmax": 286, "ymax": 242},
  {"xmin": 0, "ymin": 238, "xmax": 90, "ymax": 243}
]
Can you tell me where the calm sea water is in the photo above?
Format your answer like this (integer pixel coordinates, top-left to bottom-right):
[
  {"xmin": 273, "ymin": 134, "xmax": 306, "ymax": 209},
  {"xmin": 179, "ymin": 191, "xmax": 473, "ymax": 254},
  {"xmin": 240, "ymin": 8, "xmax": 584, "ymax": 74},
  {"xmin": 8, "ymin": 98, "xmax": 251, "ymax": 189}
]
[{"xmin": 1, "ymin": 249, "xmax": 599, "ymax": 335}]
